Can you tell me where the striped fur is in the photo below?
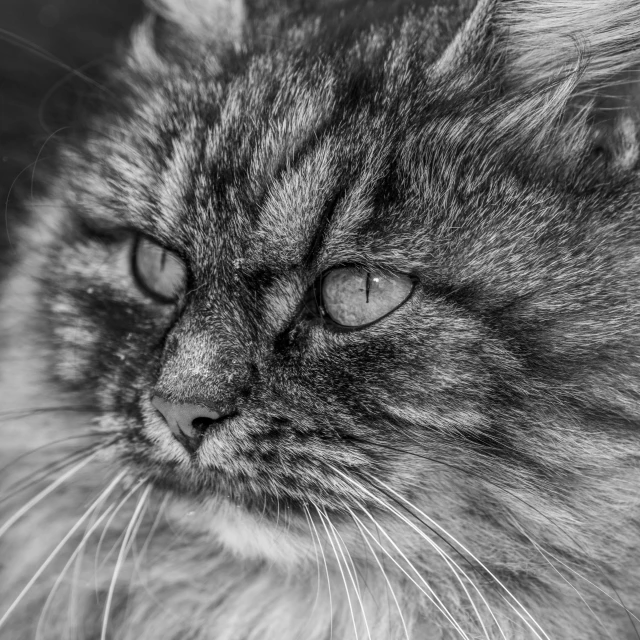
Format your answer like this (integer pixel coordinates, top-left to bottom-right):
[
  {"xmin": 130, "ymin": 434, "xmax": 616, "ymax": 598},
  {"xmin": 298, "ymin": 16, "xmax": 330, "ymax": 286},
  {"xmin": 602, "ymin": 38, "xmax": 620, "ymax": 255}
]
[{"xmin": 1, "ymin": 1, "xmax": 640, "ymax": 639}]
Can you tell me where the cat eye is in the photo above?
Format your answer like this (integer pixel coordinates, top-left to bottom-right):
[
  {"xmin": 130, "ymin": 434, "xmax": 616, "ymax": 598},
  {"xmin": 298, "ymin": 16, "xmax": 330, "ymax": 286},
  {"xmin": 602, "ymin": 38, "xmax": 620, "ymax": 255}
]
[
  {"xmin": 320, "ymin": 267, "xmax": 415, "ymax": 328},
  {"xmin": 133, "ymin": 236, "xmax": 187, "ymax": 303}
]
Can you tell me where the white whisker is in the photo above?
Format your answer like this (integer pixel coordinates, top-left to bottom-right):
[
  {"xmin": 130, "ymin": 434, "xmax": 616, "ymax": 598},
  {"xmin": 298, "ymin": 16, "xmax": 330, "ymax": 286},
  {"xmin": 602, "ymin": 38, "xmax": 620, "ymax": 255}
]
[
  {"xmin": 363, "ymin": 472, "xmax": 549, "ymax": 640},
  {"xmin": 347, "ymin": 506, "xmax": 411, "ymax": 640},
  {"xmin": 351, "ymin": 507, "xmax": 471, "ymax": 640},
  {"xmin": 35, "ymin": 501, "xmax": 119, "ymax": 640},
  {"xmin": 0, "ymin": 471, "xmax": 125, "ymax": 631},
  {"xmin": 316, "ymin": 505, "xmax": 360, "ymax": 640},
  {"xmin": 0, "ymin": 453, "xmax": 99, "ymax": 540},
  {"xmin": 303, "ymin": 505, "xmax": 323, "ymax": 617},
  {"xmin": 0, "ymin": 27, "xmax": 110, "ymax": 94},
  {"xmin": 520, "ymin": 529, "xmax": 615, "ymax": 639},
  {"xmin": 132, "ymin": 491, "xmax": 168, "ymax": 584},
  {"xmin": 347, "ymin": 487, "xmax": 500, "ymax": 640},
  {"xmin": 521, "ymin": 529, "xmax": 640, "ymax": 626},
  {"xmin": 100, "ymin": 482, "xmax": 151, "ymax": 640},
  {"xmin": 93, "ymin": 480, "xmax": 147, "ymax": 590},
  {"xmin": 121, "ymin": 487, "xmax": 153, "ymax": 625},
  {"xmin": 66, "ymin": 527, "xmax": 87, "ymax": 640},
  {"xmin": 305, "ymin": 505, "xmax": 334, "ymax": 640},
  {"xmin": 323, "ymin": 508, "xmax": 373, "ymax": 640},
  {"xmin": 330, "ymin": 467, "xmax": 490, "ymax": 638}
]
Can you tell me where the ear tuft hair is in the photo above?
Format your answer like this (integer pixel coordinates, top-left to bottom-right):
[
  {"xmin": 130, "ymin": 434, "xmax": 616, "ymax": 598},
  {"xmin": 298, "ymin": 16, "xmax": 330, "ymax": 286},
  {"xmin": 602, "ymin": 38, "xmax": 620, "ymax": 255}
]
[
  {"xmin": 437, "ymin": 0, "xmax": 640, "ymax": 177},
  {"xmin": 497, "ymin": 0, "xmax": 640, "ymax": 173},
  {"xmin": 497, "ymin": 0, "xmax": 640, "ymax": 94},
  {"xmin": 145, "ymin": 0, "xmax": 245, "ymax": 45}
]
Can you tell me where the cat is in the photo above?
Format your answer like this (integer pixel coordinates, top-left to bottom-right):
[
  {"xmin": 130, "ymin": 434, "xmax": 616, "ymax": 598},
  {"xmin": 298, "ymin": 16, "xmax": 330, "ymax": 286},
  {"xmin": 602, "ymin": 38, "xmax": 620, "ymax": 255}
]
[{"xmin": 2, "ymin": 0, "xmax": 640, "ymax": 638}]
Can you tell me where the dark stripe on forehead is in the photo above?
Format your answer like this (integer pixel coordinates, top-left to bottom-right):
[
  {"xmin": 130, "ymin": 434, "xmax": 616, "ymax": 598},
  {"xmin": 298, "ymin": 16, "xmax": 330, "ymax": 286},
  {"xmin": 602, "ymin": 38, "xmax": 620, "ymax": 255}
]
[
  {"xmin": 248, "ymin": 134, "xmax": 342, "ymax": 272},
  {"xmin": 302, "ymin": 184, "xmax": 348, "ymax": 271},
  {"xmin": 156, "ymin": 117, "xmax": 204, "ymax": 237}
]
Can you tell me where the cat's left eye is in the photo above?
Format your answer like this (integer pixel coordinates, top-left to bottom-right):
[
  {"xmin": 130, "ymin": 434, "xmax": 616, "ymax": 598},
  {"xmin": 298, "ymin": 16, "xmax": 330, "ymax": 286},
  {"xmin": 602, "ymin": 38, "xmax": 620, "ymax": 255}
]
[
  {"xmin": 320, "ymin": 266, "xmax": 416, "ymax": 328},
  {"xmin": 133, "ymin": 236, "xmax": 187, "ymax": 303}
]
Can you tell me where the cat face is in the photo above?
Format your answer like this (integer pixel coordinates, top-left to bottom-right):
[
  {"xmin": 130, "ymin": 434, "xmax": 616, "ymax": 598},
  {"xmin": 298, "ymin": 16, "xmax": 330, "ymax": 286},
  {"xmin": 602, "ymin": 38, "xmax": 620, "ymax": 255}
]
[{"xmin": 28, "ymin": 0, "xmax": 640, "ymax": 610}]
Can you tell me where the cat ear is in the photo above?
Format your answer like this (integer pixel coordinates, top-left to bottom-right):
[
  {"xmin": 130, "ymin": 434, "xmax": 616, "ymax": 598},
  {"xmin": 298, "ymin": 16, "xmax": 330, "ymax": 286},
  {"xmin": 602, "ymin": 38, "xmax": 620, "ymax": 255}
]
[
  {"xmin": 438, "ymin": 0, "xmax": 640, "ymax": 174},
  {"xmin": 127, "ymin": 0, "xmax": 245, "ymax": 71},
  {"xmin": 496, "ymin": 0, "xmax": 640, "ymax": 94},
  {"xmin": 145, "ymin": 0, "xmax": 245, "ymax": 47}
]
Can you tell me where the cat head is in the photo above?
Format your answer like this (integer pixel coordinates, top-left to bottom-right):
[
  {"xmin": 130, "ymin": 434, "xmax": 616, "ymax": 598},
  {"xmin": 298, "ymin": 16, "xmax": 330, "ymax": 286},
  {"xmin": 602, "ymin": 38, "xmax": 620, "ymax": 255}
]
[{"xmin": 32, "ymin": 0, "xmax": 640, "ymax": 600}]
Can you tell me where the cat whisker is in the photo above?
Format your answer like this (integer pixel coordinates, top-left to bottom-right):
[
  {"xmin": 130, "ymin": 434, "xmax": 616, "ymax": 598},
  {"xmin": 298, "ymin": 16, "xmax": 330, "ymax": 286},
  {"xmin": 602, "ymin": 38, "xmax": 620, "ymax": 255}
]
[
  {"xmin": 37, "ymin": 55, "xmax": 114, "ymax": 134},
  {"xmin": 34, "ymin": 500, "xmax": 119, "ymax": 640},
  {"xmin": 526, "ymin": 534, "xmax": 640, "ymax": 625},
  {"xmin": 124, "ymin": 494, "xmax": 188, "ymax": 624},
  {"xmin": 322, "ymin": 507, "xmax": 373, "ymax": 640},
  {"xmin": 0, "ymin": 405, "xmax": 96, "ymax": 420},
  {"xmin": 93, "ymin": 480, "xmax": 150, "ymax": 597},
  {"xmin": 354, "ymin": 476, "xmax": 504, "ymax": 640},
  {"xmin": 5, "ymin": 158, "xmax": 47, "ymax": 250},
  {"xmin": 363, "ymin": 472, "xmax": 550, "ymax": 640},
  {"xmin": 100, "ymin": 481, "xmax": 151, "ymax": 640},
  {"xmin": 302, "ymin": 505, "xmax": 323, "ymax": 619},
  {"xmin": 0, "ymin": 471, "xmax": 125, "ymax": 631},
  {"xmin": 325, "ymin": 463, "xmax": 504, "ymax": 638},
  {"xmin": 325, "ymin": 441, "xmax": 559, "ymax": 638},
  {"xmin": 357, "ymin": 490, "xmax": 500, "ymax": 640},
  {"xmin": 518, "ymin": 528, "xmax": 618, "ymax": 640},
  {"xmin": 31, "ymin": 126, "xmax": 70, "ymax": 199},
  {"xmin": 316, "ymin": 505, "xmax": 361, "ymax": 640},
  {"xmin": 348, "ymin": 506, "xmax": 471, "ymax": 640},
  {"xmin": 66, "ymin": 523, "xmax": 87, "ymax": 640},
  {"xmin": 0, "ymin": 430, "xmax": 117, "ymax": 478},
  {"xmin": 132, "ymin": 492, "xmax": 170, "ymax": 585},
  {"xmin": 0, "ymin": 437, "xmax": 120, "ymax": 504},
  {"xmin": 0, "ymin": 28, "xmax": 112, "ymax": 96},
  {"xmin": 305, "ymin": 504, "xmax": 334, "ymax": 640},
  {"xmin": 119, "ymin": 485, "xmax": 153, "ymax": 632},
  {"xmin": 0, "ymin": 452, "xmax": 100, "ymax": 541},
  {"xmin": 351, "ymin": 437, "xmax": 640, "ymax": 633},
  {"xmin": 120, "ymin": 486, "xmax": 154, "ymax": 632},
  {"xmin": 319, "ymin": 462, "xmax": 481, "ymax": 638},
  {"xmin": 345, "ymin": 504, "xmax": 411, "ymax": 640}
]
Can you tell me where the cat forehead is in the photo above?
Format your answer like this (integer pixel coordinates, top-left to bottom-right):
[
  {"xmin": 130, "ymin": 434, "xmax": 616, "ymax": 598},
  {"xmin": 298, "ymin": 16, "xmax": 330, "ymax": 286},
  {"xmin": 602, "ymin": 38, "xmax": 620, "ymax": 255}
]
[
  {"xmin": 81, "ymin": 33, "xmax": 451, "ymax": 273},
  {"xmin": 148, "ymin": 105, "xmax": 408, "ymax": 277},
  {"xmin": 71, "ymin": 6, "xmax": 573, "ymax": 286}
]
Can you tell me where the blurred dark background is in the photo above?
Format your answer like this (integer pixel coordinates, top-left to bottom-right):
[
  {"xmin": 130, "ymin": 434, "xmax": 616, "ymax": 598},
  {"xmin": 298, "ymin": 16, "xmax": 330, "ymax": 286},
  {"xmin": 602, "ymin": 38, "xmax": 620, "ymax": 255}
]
[{"xmin": 0, "ymin": 0, "xmax": 143, "ymax": 276}]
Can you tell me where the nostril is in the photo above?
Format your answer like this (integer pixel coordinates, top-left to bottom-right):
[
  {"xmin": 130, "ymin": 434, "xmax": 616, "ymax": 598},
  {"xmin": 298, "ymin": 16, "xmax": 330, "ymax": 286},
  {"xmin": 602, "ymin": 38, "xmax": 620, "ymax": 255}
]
[
  {"xmin": 150, "ymin": 396, "xmax": 229, "ymax": 453},
  {"xmin": 191, "ymin": 416, "xmax": 217, "ymax": 434}
]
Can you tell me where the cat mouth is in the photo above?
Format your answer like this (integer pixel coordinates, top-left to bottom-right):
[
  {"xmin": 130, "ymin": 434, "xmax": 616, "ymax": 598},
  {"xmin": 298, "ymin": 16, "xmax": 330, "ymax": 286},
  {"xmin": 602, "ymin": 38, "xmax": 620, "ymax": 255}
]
[
  {"xmin": 113, "ymin": 401, "xmax": 354, "ymax": 528},
  {"xmin": 121, "ymin": 435, "xmax": 347, "ymax": 532},
  {"xmin": 118, "ymin": 429, "xmax": 319, "ymax": 524},
  {"xmin": 140, "ymin": 461, "xmax": 318, "ymax": 525},
  {"xmin": 170, "ymin": 426, "xmax": 207, "ymax": 456}
]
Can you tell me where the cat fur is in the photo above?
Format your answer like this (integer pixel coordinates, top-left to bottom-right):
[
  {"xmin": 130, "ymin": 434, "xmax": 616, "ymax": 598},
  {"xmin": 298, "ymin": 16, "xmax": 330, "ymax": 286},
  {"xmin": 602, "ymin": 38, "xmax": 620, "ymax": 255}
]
[{"xmin": 2, "ymin": 0, "xmax": 640, "ymax": 638}]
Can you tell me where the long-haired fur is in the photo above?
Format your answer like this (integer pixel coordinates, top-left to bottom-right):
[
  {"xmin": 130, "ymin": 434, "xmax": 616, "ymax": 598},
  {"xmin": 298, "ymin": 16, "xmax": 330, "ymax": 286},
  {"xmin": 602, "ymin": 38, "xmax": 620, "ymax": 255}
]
[{"xmin": 2, "ymin": 1, "xmax": 640, "ymax": 638}]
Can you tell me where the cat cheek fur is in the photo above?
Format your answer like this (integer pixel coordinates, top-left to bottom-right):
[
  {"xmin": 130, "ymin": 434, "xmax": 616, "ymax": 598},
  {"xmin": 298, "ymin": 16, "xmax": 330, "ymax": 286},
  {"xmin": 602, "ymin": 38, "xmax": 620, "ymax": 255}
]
[{"xmin": 2, "ymin": 0, "xmax": 640, "ymax": 639}]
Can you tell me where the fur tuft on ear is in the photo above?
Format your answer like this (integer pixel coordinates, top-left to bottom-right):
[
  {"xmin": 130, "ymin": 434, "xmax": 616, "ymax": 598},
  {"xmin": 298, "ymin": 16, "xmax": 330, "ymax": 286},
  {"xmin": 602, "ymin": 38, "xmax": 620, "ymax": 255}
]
[
  {"xmin": 145, "ymin": 0, "xmax": 245, "ymax": 45},
  {"xmin": 437, "ymin": 0, "xmax": 640, "ymax": 175},
  {"xmin": 497, "ymin": 0, "xmax": 640, "ymax": 172},
  {"xmin": 498, "ymin": 0, "xmax": 640, "ymax": 94}
]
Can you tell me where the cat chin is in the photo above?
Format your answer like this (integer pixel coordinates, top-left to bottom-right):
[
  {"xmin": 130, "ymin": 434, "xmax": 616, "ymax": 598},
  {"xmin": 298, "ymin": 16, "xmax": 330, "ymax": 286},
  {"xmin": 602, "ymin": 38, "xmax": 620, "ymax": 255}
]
[{"xmin": 165, "ymin": 494, "xmax": 316, "ymax": 567}]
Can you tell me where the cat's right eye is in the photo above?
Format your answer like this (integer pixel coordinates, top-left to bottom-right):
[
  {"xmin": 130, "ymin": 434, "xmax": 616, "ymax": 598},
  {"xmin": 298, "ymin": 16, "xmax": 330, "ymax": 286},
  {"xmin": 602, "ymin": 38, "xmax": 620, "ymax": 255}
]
[
  {"xmin": 320, "ymin": 266, "xmax": 416, "ymax": 329},
  {"xmin": 132, "ymin": 236, "xmax": 187, "ymax": 303}
]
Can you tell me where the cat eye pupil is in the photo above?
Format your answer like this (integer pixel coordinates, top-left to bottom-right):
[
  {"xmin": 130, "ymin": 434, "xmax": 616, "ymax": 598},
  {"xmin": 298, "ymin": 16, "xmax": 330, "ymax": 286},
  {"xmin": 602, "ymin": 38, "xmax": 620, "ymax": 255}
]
[{"xmin": 133, "ymin": 236, "xmax": 187, "ymax": 303}]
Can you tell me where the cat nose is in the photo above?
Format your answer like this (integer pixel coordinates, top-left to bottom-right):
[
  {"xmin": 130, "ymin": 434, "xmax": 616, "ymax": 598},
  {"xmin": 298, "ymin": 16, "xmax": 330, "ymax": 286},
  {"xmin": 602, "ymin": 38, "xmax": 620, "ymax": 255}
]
[{"xmin": 151, "ymin": 396, "xmax": 225, "ymax": 453}]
